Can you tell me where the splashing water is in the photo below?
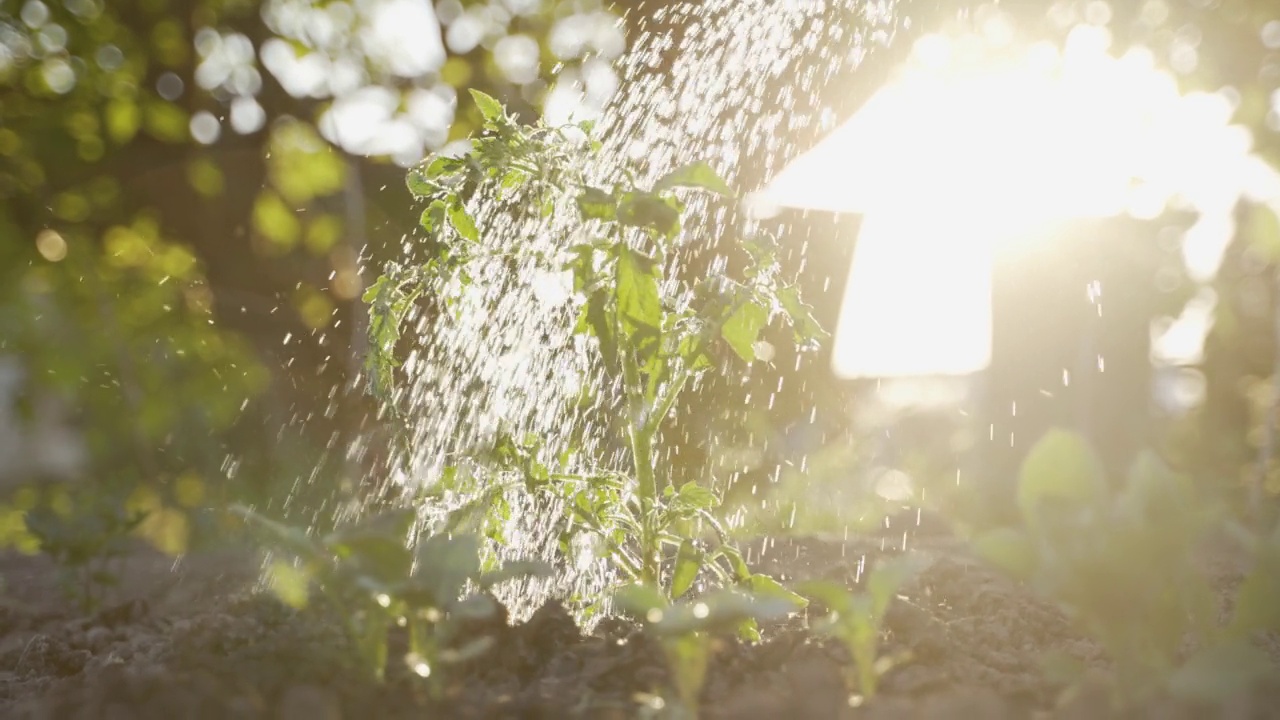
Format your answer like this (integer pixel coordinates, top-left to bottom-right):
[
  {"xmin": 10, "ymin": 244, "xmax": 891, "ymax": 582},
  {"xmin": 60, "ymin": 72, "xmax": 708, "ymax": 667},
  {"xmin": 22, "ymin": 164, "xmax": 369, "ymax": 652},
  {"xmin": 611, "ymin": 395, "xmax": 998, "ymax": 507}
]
[{"xmin": 357, "ymin": 0, "xmax": 904, "ymax": 622}]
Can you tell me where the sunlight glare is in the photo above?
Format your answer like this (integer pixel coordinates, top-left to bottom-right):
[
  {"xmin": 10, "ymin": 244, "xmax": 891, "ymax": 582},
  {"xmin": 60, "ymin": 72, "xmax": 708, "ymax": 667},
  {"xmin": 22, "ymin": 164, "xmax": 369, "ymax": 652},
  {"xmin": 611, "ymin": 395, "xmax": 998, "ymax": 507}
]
[{"xmin": 762, "ymin": 23, "xmax": 1280, "ymax": 378}]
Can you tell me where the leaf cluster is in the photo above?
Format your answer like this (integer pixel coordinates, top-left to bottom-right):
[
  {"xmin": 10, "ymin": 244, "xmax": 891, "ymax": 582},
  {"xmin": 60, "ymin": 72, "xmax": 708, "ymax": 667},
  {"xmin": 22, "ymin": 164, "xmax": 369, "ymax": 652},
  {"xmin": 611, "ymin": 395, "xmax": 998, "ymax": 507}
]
[
  {"xmin": 231, "ymin": 504, "xmax": 547, "ymax": 694},
  {"xmin": 975, "ymin": 429, "xmax": 1279, "ymax": 708},
  {"xmin": 799, "ymin": 553, "xmax": 932, "ymax": 701}
]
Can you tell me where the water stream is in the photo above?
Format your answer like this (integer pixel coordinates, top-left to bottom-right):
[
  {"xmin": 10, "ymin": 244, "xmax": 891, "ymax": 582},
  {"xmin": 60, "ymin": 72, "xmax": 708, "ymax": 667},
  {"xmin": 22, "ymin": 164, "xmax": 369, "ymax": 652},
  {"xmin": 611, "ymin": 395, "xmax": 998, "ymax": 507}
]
[{"xmin": 345, "ymin": 0, "xmax": 905, "ymax": 621}]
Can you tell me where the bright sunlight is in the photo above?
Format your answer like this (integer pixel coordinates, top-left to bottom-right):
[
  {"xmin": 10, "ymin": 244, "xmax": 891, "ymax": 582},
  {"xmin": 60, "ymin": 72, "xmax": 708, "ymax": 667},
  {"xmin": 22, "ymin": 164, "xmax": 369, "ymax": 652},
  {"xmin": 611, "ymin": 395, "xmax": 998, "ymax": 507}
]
[{"xmin": 762, "ymin": 22, "xmax": 1280, "ymax": 379}]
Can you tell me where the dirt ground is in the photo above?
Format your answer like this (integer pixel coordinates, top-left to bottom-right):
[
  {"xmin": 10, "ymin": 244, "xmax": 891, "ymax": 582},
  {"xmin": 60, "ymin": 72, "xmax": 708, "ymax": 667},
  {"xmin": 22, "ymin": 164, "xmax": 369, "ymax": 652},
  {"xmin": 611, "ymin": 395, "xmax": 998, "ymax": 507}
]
[{"xmin": 1, "ymin": 527, "xmax": 1278, "ymax": 719}]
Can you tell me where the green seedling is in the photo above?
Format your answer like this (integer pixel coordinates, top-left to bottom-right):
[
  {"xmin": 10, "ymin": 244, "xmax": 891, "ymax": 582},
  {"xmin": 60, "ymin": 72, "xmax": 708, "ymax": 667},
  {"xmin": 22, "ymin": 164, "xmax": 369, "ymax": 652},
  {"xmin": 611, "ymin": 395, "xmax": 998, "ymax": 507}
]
[
  {"xmin": 370, "ymin": 90, "xmax": 828, "ymax": 606},
  {"xmin": 24, "ymin": 491, "xmax": 148, "ymax": 612},
  {"xmin": 974, "ymin": 429, "xmax": 1277, "ymax": 709},
  {"xmin": 617, "ymin": 582, "xmax": 804, "ymax": 719},
  {"xmin": 232, "ymin": 504, "xmax": 548, "ymax": 693},
  {"xmin": 798, "ymin": 552, "xmax": 932, "ymax": 702},
  {"xmin": 482, "ymin": 430, "xmax": 806, "ymax": 624}
]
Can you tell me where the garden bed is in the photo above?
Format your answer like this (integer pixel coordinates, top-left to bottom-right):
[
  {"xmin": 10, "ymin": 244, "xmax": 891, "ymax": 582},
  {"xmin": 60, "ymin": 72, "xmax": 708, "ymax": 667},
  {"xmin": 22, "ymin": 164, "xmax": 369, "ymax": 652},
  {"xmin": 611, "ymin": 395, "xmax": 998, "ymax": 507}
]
[{"xmin": 2, "ymin": 527, "xmax": 1277, "ymax": 719}]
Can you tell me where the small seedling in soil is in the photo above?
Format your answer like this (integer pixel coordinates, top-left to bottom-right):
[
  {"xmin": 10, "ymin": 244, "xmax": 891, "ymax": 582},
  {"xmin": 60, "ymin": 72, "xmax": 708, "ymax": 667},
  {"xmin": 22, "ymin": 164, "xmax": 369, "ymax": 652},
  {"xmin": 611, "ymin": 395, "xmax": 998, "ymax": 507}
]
[
  {"xmin": 798, "ymin": 552, "xmax": 932, "ymax": 704},
  {"xmin": 23, "ymin": 490, "xmax": 148, "ymax": 612},
  {"xmin": 231, "ymin": 504, "xmax": 548, "ymax": 695},
  {"xmin": 616, "ymin": 582, "xmax": 803, "ymax": 719},
  {"xmin": 372, "ymin": 90, "xmax": 828, "ymax": 607},
  {"xmin": 974, "ymin": 429, "xmax": 1278, "ymax": 710}
]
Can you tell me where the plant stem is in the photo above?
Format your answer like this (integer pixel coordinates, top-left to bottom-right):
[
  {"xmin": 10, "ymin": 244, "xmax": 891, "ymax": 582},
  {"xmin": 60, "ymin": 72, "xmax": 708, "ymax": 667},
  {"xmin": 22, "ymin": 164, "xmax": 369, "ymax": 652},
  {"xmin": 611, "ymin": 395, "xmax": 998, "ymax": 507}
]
[
  {"xmin": 645, "ymin": 369, "xmax": 689, "ymax": 439},
  {"xmin": 621, "ymin": 345, "xmax": 660, "ymax": 586}
]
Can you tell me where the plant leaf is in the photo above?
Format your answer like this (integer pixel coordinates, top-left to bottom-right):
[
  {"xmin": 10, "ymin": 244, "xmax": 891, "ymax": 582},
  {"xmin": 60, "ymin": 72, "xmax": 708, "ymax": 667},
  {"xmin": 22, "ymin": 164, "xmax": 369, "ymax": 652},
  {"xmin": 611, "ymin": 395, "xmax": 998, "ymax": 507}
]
[
  {"xmin": 615, "ymin": 582, "xmax": 669, "ymax": 619},
  {"xmin": 406, "ymin": 167, "xmax": 434, "ymax": 197},
  {"xmin": 470, "ymin": 89, "xmax": 504, "ymax": 123},
  {"xmin": 676, "ymin": 482, "xmax": 717, "ymax": 511},
  {"xmin": 1016, "ymin": 429, "xmax": 1106, "ymax": 524},
  {"xmin": 268, "ymin": 559, "xmax": 312, "ymax": 609},
  {"xmin": 452, "ymin": 593, "xmax": 498, "ymax": 620},
  {"xmin": 663, "ymin": 632, "xmax": 711, "ymax": 709},
  {"xmin": 228, "ymin": 505, "xmax": 322, "ymax": 561},
  {"xmin": 420, "ymin": 199, "xmax": 447, "ymax": 234},
  {"xmin": 576, "ymin": 187, "xmax": 617, "ymax": 221},
  {"xmin": 447, "ymin": 201, "xmax": 479, "ymax": 242},
  {"xmin": 672, "ymin": 539, "xmax": 702, "ymax": 599},
  {"xmin": 747, "ymin": 573, "xmax": 807, "ymax": 609},
  {"xmin": 410, "ymin": 533, "xmax": 482, "ymax": 605},
  {"xmin": 654, "ymin": 161, "xmax": 734, "ymax": 197},
  {"xmin": 617, "ymin": 191, "xmax": 681, "ymax": 238},
  {"xmin": 797, "ymin": 579, "xmax": 854, "ymax": 615},
  {"xmin": 577, "ymin": 288, "xmax": 618, "ymax": 368},
  {"xmin": 479, "ymin": 560, "xmax": 554, "ymax": 589},
  {"xmin": 615, "ymin": 248, "xmax": 663, "ymax": 336},
  {"xmin": 866, "ymin": 553, "xmax": 931, "ymax": 616},
  {"xmin": 717, "ymin": 544, "xmax": 753, "ymax": 583},
  {"xmin": 721, "ymin": 300, "xmax": 768, "ymax": 362},
  {"xmin": 777, "ymin": 286, "xmax": 828, "ymax": 343}
]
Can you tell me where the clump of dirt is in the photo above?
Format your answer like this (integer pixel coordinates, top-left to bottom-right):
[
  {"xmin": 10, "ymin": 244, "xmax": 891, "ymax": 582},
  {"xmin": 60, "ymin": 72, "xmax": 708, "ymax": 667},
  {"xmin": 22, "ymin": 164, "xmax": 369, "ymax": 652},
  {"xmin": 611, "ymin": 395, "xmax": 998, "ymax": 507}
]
[{"xmin": 1, "ymin": 535, "xmax": 1278, "ymax": 719}]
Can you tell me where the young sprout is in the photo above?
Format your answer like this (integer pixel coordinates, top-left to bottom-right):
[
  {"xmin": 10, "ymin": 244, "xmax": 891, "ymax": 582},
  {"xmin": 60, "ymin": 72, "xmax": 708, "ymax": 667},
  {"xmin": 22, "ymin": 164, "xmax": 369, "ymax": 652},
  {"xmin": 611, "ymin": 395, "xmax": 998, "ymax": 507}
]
[
  {"xmin": 798, "ymin": 552, "xmax": 932, "ymax": 703},
  {"xmin": 616, "ymin": 582, "xmax": 803, "ymax": 719}
]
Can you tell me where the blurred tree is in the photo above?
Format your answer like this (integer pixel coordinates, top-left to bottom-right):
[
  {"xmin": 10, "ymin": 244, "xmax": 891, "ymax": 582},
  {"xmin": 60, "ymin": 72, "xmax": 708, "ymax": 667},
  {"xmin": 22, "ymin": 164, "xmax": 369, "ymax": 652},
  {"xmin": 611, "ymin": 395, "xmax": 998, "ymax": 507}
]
[{"xmin": 0, "ymin": 0, "xmax": 624, "ymax": 533}]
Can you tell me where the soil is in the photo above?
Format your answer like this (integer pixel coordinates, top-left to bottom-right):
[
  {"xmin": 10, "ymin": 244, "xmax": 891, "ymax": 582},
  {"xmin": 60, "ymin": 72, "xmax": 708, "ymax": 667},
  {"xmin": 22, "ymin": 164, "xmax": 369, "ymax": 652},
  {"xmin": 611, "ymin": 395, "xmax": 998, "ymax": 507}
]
[{"xmin": 1, "ymin": 525, "xmax": 1278, "ymax": 720}]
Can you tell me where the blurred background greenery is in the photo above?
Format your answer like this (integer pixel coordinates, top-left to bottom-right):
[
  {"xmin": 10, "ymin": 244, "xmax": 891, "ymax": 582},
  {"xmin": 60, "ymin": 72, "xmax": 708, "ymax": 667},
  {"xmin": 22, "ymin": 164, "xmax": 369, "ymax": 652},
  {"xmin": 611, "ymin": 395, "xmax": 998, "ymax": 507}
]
[{"xmin": 2, "ymin": 0, "xmax": 1280, "ymax": 566}]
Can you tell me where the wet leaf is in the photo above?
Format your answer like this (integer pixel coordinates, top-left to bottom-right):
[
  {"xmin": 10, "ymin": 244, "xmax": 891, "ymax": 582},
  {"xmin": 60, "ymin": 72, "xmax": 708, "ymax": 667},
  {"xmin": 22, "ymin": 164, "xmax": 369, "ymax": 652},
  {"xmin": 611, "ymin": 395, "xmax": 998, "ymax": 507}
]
[
  {"xmin": 616, "ymin": 248, "xmax": 662, "ymax": 336},
  {"xmin": 615, "ymin": 582, "xmax": 669, "ymax": 618},
  {"xmin": 327, "ymin": 517, "xmax": 414, "ymax": 583},
  {"xmin": 229, "ymin": 505, "xmax": 321, "ymax": 561},
  {"xmin": 747, "ymin": 573, "xmax": 807, "ymax": 609},
  {"xmin": 797, "ymin": 579, "xmax": 854, "ymax": 615},
  {"xmin": 576, "ymin": 186, "xmax": 617, "ymax": 221},
  {"xmin": 411, "ymin": 534, "xmax": 482, "ymax": 604},
  {"xmin": 654, "ymin": 161, "xmax": 734, "ymax": 197},
  {"xmin": 778, "ymin": 286, "xmax": 828, "ymax": 343},
  {"xmin": 269, "ymin": 559, "xmax": 312, "ymax": 609},
  {"xmin": 406, "ymin": 167, "xmax": 434, "ymax": 197},
  {"xmin": 420, "ymin": 199, "xmax": 447, "ymax": 234},
  {"xmin": 447, "ymin": 202, "xmax": 479, "ymax": 242},
  {"xmin": 654, "ymin": 589, "xmax": 796, "ymax": 637},
  {"xmin": 676, "ymin": 482, "xmax": 716, "ymax": 511},
  {"xmin": 672, "ymin": 539, "xmax": 702, "ymax": 599},
  {"xmin": 453, "ymin": 593, "xmax": 497, "ymax": 620},
  {"xmin": 663, "ymin": 632, "xmax": 711, "ymax": 708},
  {"xmin": 470, "ymin": 89, "xmax": 504, "ymax": 123},
  {"xmin": 479, "ymin": 560, "xmax": 553, "ymax": 589},
  {"xmin": 1017, "ymin": 429, "xmax": 1106, "ymax": 524},
  {"xmin": 618, "ymin": 191, "xmax": 681, "ymax": 238},
  {"xmin": 718, "ymin": 545, "xmax": 753, "ymax": 583},
  {"xmin": 721, "ymin": 300, "xmax": 768, "ymax": 362}
]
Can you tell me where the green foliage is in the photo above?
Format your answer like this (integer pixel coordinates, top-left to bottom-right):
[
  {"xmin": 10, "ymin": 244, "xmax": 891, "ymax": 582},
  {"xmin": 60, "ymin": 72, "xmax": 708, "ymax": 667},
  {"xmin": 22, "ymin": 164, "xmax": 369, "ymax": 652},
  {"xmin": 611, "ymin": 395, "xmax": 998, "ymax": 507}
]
[
  {"xmin": 616, "ymin": 583, "xmax": 801, "ymax": 718},
  {"xmin": 798, "ymin": 553, "xmax": 931, "ymax": 700},
  {"xmin": 370, "ymin": 93, "xmax": 829, "ymax": 608},
  {"xmin": 232, "ymin": 504, "xmax": 548, "ymax": 691},
  {"xmin": 23, "ymin": 489, "xmax": 148, "ymax": 612},
  {"xmin": 0, "ymin": 0, "xmax": 625, "ymax": 566},
  {"xmin": 975, "ymin": 430, "xmax": 1278, "ymax": 708}
]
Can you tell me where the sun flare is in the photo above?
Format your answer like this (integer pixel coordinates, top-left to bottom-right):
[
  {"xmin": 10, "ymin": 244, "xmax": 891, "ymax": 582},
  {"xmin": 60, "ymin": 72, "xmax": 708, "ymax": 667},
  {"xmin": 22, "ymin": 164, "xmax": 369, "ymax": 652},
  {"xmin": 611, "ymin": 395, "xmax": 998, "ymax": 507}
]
[{"xmin": 762, "ymin": 23, "xmax": 1279, "ymax": 379}]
